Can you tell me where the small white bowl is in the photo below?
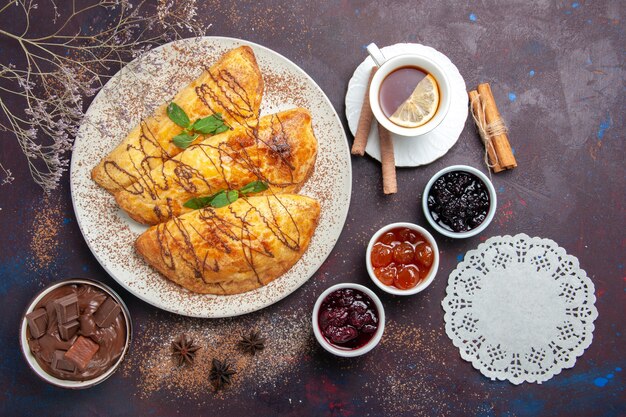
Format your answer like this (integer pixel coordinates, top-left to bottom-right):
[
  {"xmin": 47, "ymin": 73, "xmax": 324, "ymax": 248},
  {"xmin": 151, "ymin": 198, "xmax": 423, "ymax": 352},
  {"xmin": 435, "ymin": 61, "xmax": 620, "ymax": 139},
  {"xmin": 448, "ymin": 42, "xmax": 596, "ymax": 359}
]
[
  {"xmin": 422, "ymin": 165, "xmax": 497, "ymax": 239},
  {"xmin": 366, "ymin": 222, "xmax": 439, "ymax": 296},
  {"xmin": 312, "ymin": 283, "xmax": 385, "ymax": 357},
  {"xmin": 20, "ymin": 278, "xmax": 132, "ymax": 389}
]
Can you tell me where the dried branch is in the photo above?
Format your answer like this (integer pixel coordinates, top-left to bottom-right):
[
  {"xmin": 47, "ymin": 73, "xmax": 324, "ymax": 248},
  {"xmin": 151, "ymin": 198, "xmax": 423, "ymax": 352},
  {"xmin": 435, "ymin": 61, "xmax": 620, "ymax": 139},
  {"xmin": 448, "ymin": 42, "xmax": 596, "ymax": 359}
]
[{"xmin": 0, "ymin": 0, "xmax": 208, "ymax": 192}]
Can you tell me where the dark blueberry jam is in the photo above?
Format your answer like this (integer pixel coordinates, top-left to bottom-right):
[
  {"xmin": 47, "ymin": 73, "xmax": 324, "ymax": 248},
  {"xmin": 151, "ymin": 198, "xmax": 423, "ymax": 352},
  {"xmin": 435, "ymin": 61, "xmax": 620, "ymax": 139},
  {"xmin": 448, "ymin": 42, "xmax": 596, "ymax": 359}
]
[
  {"xmin": 318, "ymin": 288, "xmax": 379, "ymax": 350},
  {"xmin": 427, "ymin": 171, "xmax": 490, "ymax": 233}
]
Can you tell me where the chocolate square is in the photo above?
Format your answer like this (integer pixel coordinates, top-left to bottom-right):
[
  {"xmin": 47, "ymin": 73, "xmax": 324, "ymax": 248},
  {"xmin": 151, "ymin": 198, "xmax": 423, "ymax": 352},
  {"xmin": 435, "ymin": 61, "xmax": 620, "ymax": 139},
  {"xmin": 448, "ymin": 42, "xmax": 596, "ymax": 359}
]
[
  {"xmin": 64, "ymin": 336, "xmax": 99, "ymax": 371},
  {"xmin": 58, "ymin": 320, "xmax": 79, "ymax": 341},
  {"xmin": 51, "ymin": 350, "xmax": 76, "ymax": 372},
  {"xmin": 94, "ymin": 297, "xmax": 121, "ymax": 328},
  {"xmin": 25, "ymin": 308, "xmax": 48, "ymax": 339},
  {"xmin": 54, "ymin": 293, "xmax": 79, "ymax": 324}
]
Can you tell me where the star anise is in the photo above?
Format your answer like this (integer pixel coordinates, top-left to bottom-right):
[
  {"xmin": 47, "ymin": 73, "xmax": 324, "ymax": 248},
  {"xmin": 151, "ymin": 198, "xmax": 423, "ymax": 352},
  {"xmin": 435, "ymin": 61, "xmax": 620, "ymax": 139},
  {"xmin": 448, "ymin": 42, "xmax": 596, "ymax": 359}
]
[
  {"xmin": 238, "ymin": 330, "xmax": 266, "ymax": 355},
  {"xmin": 209, "ymin": 358, "xmax": 236, "ymax": 392},
  {"xmin": 171, "ymin": 333, "xmax": 201, "ymax": 366}
]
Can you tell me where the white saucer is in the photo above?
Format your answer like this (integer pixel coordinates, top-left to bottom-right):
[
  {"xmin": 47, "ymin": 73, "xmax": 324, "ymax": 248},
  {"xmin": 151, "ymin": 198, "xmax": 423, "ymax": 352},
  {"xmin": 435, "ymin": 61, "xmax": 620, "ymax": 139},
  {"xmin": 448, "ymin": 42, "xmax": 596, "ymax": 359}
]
[{"xmin": 345, "ymin": 43, "xmax": 468, "ymax": 167}]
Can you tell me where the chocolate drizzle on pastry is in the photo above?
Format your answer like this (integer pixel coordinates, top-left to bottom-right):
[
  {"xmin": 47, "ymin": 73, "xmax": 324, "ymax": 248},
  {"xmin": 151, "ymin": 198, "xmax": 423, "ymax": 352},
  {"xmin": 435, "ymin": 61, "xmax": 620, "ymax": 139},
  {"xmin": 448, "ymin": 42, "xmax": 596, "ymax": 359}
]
[
  {"xmin": 92, "ymin": 46, "xmax": 321, "ymax": 297},
  {"xmin": 157, "ymin": 195, "xmax": 300, "ymax": 286},
  {"xmin": 135, "ymin": 194, "xmax": 320, "ymax": 295},
  {"xmin": 92, "ymin": 46, "xmax": 264, "ymax": 194},
  {"xmin": 106, "ymin": 63, "xmax": 257, "ymax": 191},
  {"xmin": 114, "ymin": 108, "xmax": 317, "ymax": 225}
]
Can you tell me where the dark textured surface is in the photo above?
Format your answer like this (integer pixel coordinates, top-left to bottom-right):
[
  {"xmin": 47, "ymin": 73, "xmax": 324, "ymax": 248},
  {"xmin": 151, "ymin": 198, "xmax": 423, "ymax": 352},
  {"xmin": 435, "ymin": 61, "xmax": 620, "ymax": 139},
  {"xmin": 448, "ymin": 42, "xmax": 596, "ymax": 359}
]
[{"xmin": 1, "ymin": 1, "xmax": 624, "ymax": 416}]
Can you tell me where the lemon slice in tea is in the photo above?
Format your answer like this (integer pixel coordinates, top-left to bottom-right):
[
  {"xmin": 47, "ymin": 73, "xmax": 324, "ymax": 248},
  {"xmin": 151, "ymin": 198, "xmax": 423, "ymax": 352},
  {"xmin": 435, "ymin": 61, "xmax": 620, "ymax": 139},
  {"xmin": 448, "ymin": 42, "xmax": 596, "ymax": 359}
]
[{"xmin": 389, "ymin": 74, "xmax": 439, "ymax": 128}]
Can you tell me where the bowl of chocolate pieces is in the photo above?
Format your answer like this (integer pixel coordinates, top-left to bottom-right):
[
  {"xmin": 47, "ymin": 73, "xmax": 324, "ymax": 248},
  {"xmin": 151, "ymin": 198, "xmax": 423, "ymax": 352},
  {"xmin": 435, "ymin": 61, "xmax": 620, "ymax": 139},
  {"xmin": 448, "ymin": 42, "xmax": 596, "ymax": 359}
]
[{"xmin": 20, "ymin": 278, "xmax": 131, "ymax": 388}]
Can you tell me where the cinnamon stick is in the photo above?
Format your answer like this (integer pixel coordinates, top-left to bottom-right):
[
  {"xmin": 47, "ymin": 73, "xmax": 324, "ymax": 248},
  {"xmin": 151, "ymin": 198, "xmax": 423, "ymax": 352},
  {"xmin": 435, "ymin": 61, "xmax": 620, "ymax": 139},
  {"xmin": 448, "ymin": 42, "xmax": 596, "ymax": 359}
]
[
  {"xmin": 378, "ymin": 123, "xmax": 397, "ymax": 194},
  {"xmin": 351, "ymin": 67, "xmax": 378, "ymax": 156},
  {"xmin": 476, "ymin": 83, "xmax": 517, "ymax": 169},
  {"xmin": 469, "ymin": 90, "xmax": 504, "ymax": 173}
]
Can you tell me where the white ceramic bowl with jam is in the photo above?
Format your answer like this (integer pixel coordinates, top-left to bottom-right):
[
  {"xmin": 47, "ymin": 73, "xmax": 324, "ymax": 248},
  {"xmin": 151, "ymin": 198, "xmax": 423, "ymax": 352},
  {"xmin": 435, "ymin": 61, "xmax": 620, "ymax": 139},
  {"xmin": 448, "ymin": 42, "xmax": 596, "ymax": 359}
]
[
  {"xmin": 20, "ymin": 278, "xmax": 132, "ymax": 389},
  {"xmin": 422, "ymin": 165, "xmax": 497, "ymax": 239},
  {"xmin": 366, "ymin": 222, "xmax": 439, "ymax": 296},
  {"xmin": 312, "ymin": 283, "xmax": 385, "ymax": 357}
]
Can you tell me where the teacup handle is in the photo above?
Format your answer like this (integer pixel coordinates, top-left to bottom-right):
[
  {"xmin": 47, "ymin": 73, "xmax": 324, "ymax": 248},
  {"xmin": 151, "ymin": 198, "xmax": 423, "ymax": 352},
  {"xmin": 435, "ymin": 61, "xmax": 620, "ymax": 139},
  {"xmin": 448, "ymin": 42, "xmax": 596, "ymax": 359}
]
[{"xmin": 366, "ymin": 43, "xmax": 386, "ymax": 67}]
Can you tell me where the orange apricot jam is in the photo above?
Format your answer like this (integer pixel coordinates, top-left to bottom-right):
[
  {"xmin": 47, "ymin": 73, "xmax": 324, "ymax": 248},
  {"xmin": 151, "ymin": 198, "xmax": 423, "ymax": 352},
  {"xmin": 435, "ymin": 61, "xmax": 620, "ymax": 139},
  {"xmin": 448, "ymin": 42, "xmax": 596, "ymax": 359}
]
[{"xmin": 371, "ymin": 227, "xmax": 434, "ymax": 290}]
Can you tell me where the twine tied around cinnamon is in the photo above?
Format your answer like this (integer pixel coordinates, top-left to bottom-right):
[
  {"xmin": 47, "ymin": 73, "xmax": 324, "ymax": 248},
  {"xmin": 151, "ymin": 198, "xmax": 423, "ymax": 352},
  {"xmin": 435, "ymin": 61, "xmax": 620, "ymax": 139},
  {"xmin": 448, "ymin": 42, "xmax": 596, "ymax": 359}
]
[
  {"xmin": 469, "ymin": 84, "xmax": 517, "ymax": 173},
  {"xmin": 470, "ymin": 94, "xmax": 508, "ymax": 169}
]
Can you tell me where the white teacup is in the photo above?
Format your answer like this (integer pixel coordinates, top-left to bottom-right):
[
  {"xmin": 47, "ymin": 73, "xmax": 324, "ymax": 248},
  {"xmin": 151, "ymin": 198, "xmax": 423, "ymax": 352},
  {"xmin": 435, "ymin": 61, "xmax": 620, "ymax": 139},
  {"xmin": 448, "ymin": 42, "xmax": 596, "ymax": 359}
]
[{"xmin": 367, "ymin": 43, "xmax": 451, "ymax": 137}]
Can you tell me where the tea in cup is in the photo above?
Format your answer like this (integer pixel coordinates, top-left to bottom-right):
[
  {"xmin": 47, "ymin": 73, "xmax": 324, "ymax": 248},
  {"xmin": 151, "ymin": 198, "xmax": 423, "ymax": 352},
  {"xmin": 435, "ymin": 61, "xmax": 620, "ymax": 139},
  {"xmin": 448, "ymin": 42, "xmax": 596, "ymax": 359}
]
[{"xmin": 367, "ymin": 43, "xmax": 451, "ymax": 137}]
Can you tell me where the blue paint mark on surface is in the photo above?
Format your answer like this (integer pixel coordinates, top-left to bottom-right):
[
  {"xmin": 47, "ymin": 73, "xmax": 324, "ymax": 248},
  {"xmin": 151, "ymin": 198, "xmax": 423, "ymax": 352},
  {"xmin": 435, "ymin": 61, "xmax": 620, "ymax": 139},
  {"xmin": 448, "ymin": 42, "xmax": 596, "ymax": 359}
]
[
  {"xmin": 616, "ymin": 367, "xmax": 622, "ymax": 371},
  {"xmin": 529, "ymin": 41, "xmax": 543, "ymax": 54},
  {"xmin": 456, "ymin": 253, "xmax": 464, "ymax": 262},
  {"xmin": 529, "ymin": 70, "xmax": 535, "ymax": 76},
  {"xmin": 597, "ymin": 115, "xmax": 611, "ymax": 139},
  {"xmin": 63, "ymin": 217, "xmax": 71, "ymax": 224},
  {"xmin": 498, "ymin": 186, "xmax": 505, "ymax": 193},
  {"xmin": 594, "ymin": 377, "xmax": 609, "ymax": 387},
  {"xmin": 572, "ymin": 2, "xmax": 580, "ymax": 8},
  {"xmin": 469, "ymin": 13, "xmax": 477, "ymax": 22},
  {"xmin": 0, "ymin": 258, "xmax": 26, "ymax": 295},
  {"xmin": 508, "ymin": 92, "xmax": 517, "ymax": 101},
  {"xmin": 510, "ymin": 397, "xmax": 545, "ymax": 416},
  {"xmin": 479, "ymin": 404, "xmax": 496, "ymax": 417},
  {"xmin": 550, "ymin": 367, "xmax": 624, "ymax": 391}
]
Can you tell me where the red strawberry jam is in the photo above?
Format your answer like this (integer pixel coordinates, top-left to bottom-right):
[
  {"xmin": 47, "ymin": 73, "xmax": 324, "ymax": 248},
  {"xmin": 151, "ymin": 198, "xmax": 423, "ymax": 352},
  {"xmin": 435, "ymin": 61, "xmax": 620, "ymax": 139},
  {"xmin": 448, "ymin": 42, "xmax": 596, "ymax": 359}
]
[{"xmin": 318, "ymin": 288, "xmax": 379, "ymax": 349}]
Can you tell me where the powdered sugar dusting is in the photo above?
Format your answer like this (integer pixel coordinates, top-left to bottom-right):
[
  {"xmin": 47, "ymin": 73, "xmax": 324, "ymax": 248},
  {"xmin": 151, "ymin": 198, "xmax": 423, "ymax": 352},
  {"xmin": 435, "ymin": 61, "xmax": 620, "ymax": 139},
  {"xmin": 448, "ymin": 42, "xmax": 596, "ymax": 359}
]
[{"xmin": 121, "ymin": 307, "xmax": 314, "ymax": 402}]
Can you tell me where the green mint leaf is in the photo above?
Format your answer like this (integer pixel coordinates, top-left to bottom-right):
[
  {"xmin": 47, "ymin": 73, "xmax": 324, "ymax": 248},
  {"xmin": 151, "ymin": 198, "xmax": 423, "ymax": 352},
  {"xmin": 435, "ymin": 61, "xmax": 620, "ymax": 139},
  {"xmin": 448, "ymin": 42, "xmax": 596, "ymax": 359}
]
[
  {"xmin": 214, "ymin": 125, "xmax": 230, "ymax": 134},
  {"xmin": 239, "ymin": 180, "xmax": 268, "ymax": 195},
  {"xmin": 183, "ymin": 195, "xmax": 213, "ymax": 209},
  {"xmin": 172, "ymin": 132, "xmax": 198, "ymax": 149},
  {"xmin": 210, "ymin": 190, "xmax": 239, "ymax": 208},
  {"xmin": 167, "ymin": 102, "xmax": 190, "ymax": 128},
  {"xmin": 191, "ymin": 114, "xmax": 226, "ymax": 134},
  {"xmin": 226, "ymin": 190, "xmax": 239, "ymax": 203},
  {"xmin": 207, "ymin": 191, "xmax": 227, "ymax": 208},
  {"xmin": 184, "ymin": 181, "xmax": 263, "ymax": 211},
  {"xmin": 182, "ymin": 190, "xmax": 224, "ymax": 209}
]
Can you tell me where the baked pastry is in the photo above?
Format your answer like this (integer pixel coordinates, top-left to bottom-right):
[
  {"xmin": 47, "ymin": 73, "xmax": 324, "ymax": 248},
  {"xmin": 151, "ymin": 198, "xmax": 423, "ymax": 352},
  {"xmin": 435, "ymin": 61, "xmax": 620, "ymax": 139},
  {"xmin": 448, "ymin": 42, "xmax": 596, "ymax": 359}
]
[
  {"xmin": 135, "ymin": 194, "xmax": 321, "ymax": 295},
  {"xmin": 114, "ymin": 108, "xmax": 318, "ymax": 225},
  {"xmin": 91, "ymin": 46, "xmax": 264, "ymax": 194}
]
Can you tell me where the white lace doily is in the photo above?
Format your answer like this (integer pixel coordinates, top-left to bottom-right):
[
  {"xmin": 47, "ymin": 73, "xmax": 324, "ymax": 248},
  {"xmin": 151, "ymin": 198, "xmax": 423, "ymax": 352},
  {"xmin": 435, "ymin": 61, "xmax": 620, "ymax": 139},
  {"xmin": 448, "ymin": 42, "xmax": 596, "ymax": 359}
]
[{"xmin": 442, "ymin": 234, "xmax": 598, "ymax": 385}]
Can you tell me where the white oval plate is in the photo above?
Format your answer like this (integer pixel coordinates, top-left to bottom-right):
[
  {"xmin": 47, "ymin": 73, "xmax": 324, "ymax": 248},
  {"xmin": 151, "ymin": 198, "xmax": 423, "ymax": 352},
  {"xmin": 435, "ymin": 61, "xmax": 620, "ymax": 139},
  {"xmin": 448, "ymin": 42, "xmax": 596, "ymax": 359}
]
[
  {"xmin": 70, "ymin": 37, "xmax": 352, "ymax": 318},
  {"xmin": 345, "ymin": 43, "xmax": 468, "ymax": 167}
]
